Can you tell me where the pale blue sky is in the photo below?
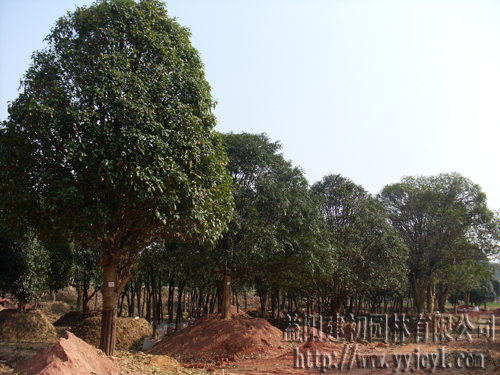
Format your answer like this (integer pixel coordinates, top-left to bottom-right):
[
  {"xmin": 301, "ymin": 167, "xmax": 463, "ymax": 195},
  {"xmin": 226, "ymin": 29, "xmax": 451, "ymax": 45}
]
[{"xmin": 2, "ymin": 1, "xmax": 500, "ymax": 210}]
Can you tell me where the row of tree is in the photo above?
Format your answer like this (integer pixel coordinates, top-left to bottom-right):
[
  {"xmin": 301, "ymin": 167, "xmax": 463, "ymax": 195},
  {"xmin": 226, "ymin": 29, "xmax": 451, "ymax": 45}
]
[
  {"xmin": 1, "ymin": 130, "xmax": 499, "ymax": 345},
  {"xmin": 124, "ymin": 133, "xmax": 500, "ymax": 326}
]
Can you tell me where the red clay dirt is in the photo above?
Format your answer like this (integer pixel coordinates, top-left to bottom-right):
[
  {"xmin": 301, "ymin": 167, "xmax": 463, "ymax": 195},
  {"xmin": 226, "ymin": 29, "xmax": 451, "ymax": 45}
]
[
  {"xmin": 149, "ymin": 310, "xmax": 289, "ymax": 365},
  {"xmin": 5, "ymin": 304, "xmax": 500, "ymax": 374},
  {"xmin": 149, "ymin": 310, "xmax": 500, "ymax": 374},
  {"xmin": 14, "ymin": 331, "xmax": 125, "ymax": 375}
]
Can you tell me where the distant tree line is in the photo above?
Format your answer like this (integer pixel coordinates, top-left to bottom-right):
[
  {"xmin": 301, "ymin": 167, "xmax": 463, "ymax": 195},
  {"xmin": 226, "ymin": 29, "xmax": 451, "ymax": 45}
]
[{"xmin": 3, "ymin": 132, "xmax": 499, "ymax": 327}]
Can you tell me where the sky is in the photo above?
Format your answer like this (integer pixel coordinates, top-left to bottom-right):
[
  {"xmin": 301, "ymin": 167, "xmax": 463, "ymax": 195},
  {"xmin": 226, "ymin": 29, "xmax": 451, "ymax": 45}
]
[{"xmin": 2, "ymin": 0, "xmax": 500, "ymax": 210}]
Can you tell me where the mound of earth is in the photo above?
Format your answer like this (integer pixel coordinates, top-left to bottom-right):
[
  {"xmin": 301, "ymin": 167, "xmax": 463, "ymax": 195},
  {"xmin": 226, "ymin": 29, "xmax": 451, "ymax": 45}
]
[
  {"xmin": 38, "ymin": 301, "xmax": 71, "ymax": 315},
  {"xmin": 14, "ymin": 331, "xmax": 125, "ymax": 375},
  {"xmin": 0, "ymin": 310, "xmax": 58, "ymax": 343},
  {"xmin": 53, "ymin": 310, "xmax": 99, "ymax": 327},
  {"xmin": 149, "ymin": 313, "xmax": 286, "ymax": 363},
  {"xmin": 72, "ymin": 316, "xmax": 152, "ymax": 350},
  {"xmin": 37, "ymin": 301, "xmax": 72, "ymax": 323}
]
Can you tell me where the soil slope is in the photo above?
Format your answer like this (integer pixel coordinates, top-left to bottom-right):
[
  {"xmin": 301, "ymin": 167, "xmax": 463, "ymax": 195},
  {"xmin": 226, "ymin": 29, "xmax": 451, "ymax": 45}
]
[
  {"xmin": 14, "ymin": 331, "xmax": 124, "ymax": 375},
  {"xmin": 150, "ymin": 313, "xmax": 287, "ymax": 364}
]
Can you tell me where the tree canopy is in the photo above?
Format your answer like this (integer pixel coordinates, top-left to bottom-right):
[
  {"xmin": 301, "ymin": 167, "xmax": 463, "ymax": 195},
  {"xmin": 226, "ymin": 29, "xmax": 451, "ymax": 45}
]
[
  {"xmin": 311, "ymin": 174, "xmax": 409, "ymax": 314},
  {"xmin": 378, "ymin": 172, "xmax": 500, "ymax": 313}
]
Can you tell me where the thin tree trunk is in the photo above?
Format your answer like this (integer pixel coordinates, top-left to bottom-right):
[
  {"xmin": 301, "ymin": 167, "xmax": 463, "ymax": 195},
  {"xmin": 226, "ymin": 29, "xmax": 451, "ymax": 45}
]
[
  {"xmin": 76, "ymin": 282, "xmax": 82, "ymax": 311},
  {"xmin": 152, "ymin": 274, "xmax": 157, "ymax": 338},
  {"xmin": 145, "ymin": 280, "xmax": 152, "ymax": 323},
  {"xmin": 158, "ymin": 277, "xmax": 163, "ymax": 323},
  {"xmin": 176, "ymin": 283, "xmax": 185, "ymax": 329},
  {"xmin": 222, "ymin": 273, "xmax": 231, "ymax": 319},
  {"xmin": 128, "ymin": 284, "xmax": 135, "ymax": 317}
]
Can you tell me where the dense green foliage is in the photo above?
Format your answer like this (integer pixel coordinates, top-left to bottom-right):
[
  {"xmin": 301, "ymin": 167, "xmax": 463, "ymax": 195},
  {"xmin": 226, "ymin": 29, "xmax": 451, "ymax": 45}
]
[
  {"xmin": 0, "ymin": 0, "xmax": 232, "ymax": 251},
  {"xmin": 45, "ymin": 241, "xmax": 75, "ymax": 294},
  {"xmin": 311, "ymin": 174, "xmax": 409, "ymax": 314},
  {"xmin": 218, "ymin": 133, "xmax": 326, "ymax": 313},
  {"xmin": 379, "ymin": 173, "xmax": 500, "ymax": 312},
  {"xmin": 224, "ymin": 133, "xmax": 324, "ymax": 267},
  {"xmin": 0, "ymin": 228, "xmax": 25, "ymax": 298},
  {"xmin": 0, "ymin": 229, "xmax": 50, "ymax": 307}
]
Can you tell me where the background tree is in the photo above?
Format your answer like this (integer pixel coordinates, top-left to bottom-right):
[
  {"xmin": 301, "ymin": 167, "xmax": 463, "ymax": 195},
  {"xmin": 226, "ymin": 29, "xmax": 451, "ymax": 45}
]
[
  {"xmin": 214, "ymin": 132, "xmax": 325, "ymax": 319},
  {"xmin": 0, "ymin": 227, "xmax": 25, "ymax": 299},
  {"xmin": 379, "ymin": 173, "xmax": 500, "ymax": 313},
  {"xmin": 437, "ymin": 260, "xmax": 492, "ymax": 312},
  {"xmin": 311, "ymin": 174, "xmax": 409, "ymax": 315},
  {"xmin": 469, "ymin": 278, "xmax": 496, "ymax": 308},
  {"xmin": 45, "ymin": 241, "xmax": 75, "ymax": 301},
  {"xmin": 73, "ymin": 240, "xmax": 102, "ymax": 313},
  {"xmin": 0, "ymin": 230, "xmax": 50, "ymax": 311},
  {"xmin": 0, "ymin": 0, "xmax": 232, "ymax": 355}
]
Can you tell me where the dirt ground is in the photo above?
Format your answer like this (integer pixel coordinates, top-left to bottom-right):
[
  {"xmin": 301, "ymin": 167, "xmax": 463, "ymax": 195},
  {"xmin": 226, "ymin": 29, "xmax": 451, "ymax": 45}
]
[
  {"xmin": 2, "ymin": 302, "xmax": 500, "ymax": 375},
  {"xmin": 148, "ymin": 310, "xmax": 500, "ymax": 374}
]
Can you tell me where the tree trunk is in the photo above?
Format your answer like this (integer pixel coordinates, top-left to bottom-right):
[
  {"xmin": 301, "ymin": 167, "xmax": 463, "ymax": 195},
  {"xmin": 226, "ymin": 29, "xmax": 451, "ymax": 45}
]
[
  {"xmin": 176, "ymin": 283, "xmax": 185, "ymax": 329},
  {"xmin": 279, "ymin": 292, "xmax": 286, "ymax": 311},
  {"xmin": 234, "ymin": 288, "xmax": 239, "ymax": 314},
  {"xmin": 76, "ymin": 283, "xmax": 82, "ymax": 311},
  {"xmin": 100, "ymin": 265, "xmax": 119, "ymax": 356},
  {"xmin": 82, "ymin": 277, "xmax": 89, "ymax": 312},
  {"xmin": 128, "ymin": 285, "xmax": 135, "ymax": 317},
  {"xmin": 118, "ymin": 292, "xmax": 126, "ymax": 317},
  {"xmin": 210, "ymin": 291, "xmax": 217, "ymax": 314},
  {"xmin": 437, "ymin": 285, "xmax": 448, "ymax": 313},
  {"xmin": 222, "ymin": 273, "xmax": 231, "ymax": 319},
  {"xmin": 145, "ymin": 280, "xmax": 151, "ymax": 323},
  {"xmin": 168, "ymin": 280, "xmax": 174, "ymax": 323},
  {"xmin": 411, "ymin": 279, "xmax": 426, "ymax": 314},
  {"xmin": 136, "ymin": 281, "xmax": 142, "ymax": 318},
  {"xmin": 158, "ymin": 277, "xmax": 163, "ymax": 323},
  {"xmin": 464, "ymin": 292, "xmax": 470, "ymax": 309},
  {"xmin": 152, "ymin": 274, "xmax": 157, "ymax": 338},
  {"xmin": 427, "ymin": 284, "xmax": 435, "ymax": 314}
]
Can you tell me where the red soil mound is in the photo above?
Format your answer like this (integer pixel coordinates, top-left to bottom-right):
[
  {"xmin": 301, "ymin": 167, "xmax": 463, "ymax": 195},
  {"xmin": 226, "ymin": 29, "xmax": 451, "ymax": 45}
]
[
  {"xmin": 149, "ymin": 313, "xmax": 286, "ymax": 364},
  {"xmin": 14, "ymin": 331, "xmax": 125, "ymax": 375}
]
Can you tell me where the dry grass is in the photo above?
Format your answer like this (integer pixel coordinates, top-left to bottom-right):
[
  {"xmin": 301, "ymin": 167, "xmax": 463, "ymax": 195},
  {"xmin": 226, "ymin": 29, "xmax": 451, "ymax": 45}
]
[
  {"xmin": 0, "ymin": 310, "xmax": 58, "ymax": 343},
  {"xmin": 72, "ymin": 316, "xmax": 152, "ymax": 350}
]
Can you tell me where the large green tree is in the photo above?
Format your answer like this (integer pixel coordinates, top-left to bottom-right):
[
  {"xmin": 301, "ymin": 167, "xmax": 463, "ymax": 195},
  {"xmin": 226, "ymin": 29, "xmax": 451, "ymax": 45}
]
[
  {"xmin": 379, "ymin": 173, "xmax": 500, "ymax": 313},
  {"xmin": 311, "ymin": 174, "xmax": 409, "ymax": 314},
  {"xmin": 0, "ymin": 0, "xmax": 232, "ymax": 355},
  {"xmin": 215, "ymin": 133, "xmax": 325, "ymax": 318}
]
